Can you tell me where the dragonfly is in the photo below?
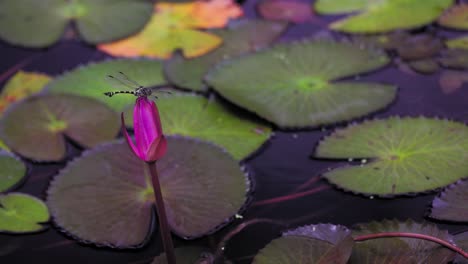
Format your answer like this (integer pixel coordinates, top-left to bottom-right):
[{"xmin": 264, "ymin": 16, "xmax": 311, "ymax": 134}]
[{"xmin": 104, "ymin": 71, "xmax": 171, "ymax": 99}]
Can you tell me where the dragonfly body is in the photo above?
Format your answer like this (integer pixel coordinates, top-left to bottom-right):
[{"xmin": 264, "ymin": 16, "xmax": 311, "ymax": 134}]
[{"xmin": 104, "ymin": 72, "xmax": 169, "ymax": 98}]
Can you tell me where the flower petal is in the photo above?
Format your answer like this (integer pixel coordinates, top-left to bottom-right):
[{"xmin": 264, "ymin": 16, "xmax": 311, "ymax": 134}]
[
  {"xmin": 145, "ymin": 135, "xmax": 167, "ymax": 162},
  {"xmin": 121, "ymin": 112, "xmax": 143, "ymax": 160}
]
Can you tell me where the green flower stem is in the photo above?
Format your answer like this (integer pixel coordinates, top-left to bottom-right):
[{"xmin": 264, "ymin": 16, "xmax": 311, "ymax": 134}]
[
  {"xmin": 354, "ymin": 232, "xmax": 468, "ymax": 259},
  {"xmin": 148, "ymin": 162, "xmax": 176, "ymax": 264}
]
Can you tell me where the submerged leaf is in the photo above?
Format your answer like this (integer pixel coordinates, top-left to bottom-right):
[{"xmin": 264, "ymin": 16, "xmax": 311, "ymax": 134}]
[
  {"xmin": 254, "ymin": 224, "xmax": 353, "ymax": 264},
  {"xmin": 0, "ymin": 151, "xmax": 27, "ymax": 193},
  {"xmin": 46, "ymin": 59, "xmax": 166, "ymax": 112},
  {"xmin": 408, "ymin": 59, "xmax": 439, "ymax": 75},
  {"xmin": 396, "ymin": 35, "xmax": 443, "ymax": 61},
  {"xmin": 0, "ymin": 71, "xmax": 51, "ymax": 115},
  {"xmin": 315, "ymin": 117, "xmax": 468, "ymax": 196},
  {"xmin": 164, "ymin": 19, "xmax": 287, "ymax": 92},
  {"xmin": 98, "ymin": 0, "xmax": 243, "ymax": 59},
  {"xmin": 126, "ymin": 94, "xmax": 272, "ymax": 160},
  {"xmin": 439, "ymin": 70, "xmax": 468, "ymax": 94},
  {"xmin": 350, "ymin": 219, "xmax": 455, "ymax": 264},
  {"xmin": 315, "ymin": 0, "xmax": 453, "ymax": 33},
  {"xmin": 0, "ymin": 94, "xmax": 119, "ymax": 161},
  {"xmin": 438, "ymin": 4, "xmax": 468, "ymax": 30},
  {"xmin": 0, "ymin": 193, "xmax": 49, "ymax": 233},
  {"xmin": 430, "ymin": 180, "xmax": 468, "ymax": 222},
  {"xmin": 257, "ymin": 0, "xmax": 313, "ymax": 23},
  {"xmin": 439, "ymin": 49, "xmax": 468, "ymax": 70},
  {"xmin": 0, "ymin": 0, "xmax": 153, "ymax": 47},
  {"xmin": 47, "ymin": 137, "xmax": 249, "ymax": 247},
  {"xmin": 206, "ymin": 40, "xmax": 395, "ymax": 128}
]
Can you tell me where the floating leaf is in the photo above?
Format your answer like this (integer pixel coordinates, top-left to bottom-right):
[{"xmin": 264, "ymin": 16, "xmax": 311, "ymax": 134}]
[
  {"xmin": 0, "ymin": 151, "xmax": 26, "ymax": 193},
  {"xmin": 0, "ymin": 193, "xmax": 49, "ymax": 233},
  {"xmin": 408, "ymin": 59, "xmax": 439, "ymax": 75},
  {"xmin": 438, "ymin": 4, "xmax": 468, "ymax": 30},
  {"xmin": 98, "ymin": 0, "xmax": 243, "ymax": 59},
  {"xmin": 257, "ymin": 0, "xmax": 313, "ymax": 23},
  {"xmin": 0, "ymin": 0, "xmax": 153, "ymax": 47},
  {"xmin": 439, "ymin": 49, "xmax": 468, "ymax": 70},
  {"xmin": 314, "ymin": 0, "xmax": 453, "ymax": 33},
  {"xmin": 206, "ymin": 40, "xmax": 395, "ymax": 128},
  {"xmin": 430, "ymin": 180, "xmax": 468, "ymax": 222},
  {"xmin": 254, "ymin": 224, "xmax": 353, "ymax": 264},
  {"xmin": 396, "ymin": 34, "xmax": 443, "ymax": 61},
  {"xmin": 351, "ymin": 31, "xmax": 411, "ymax": 50},
  {"xmin": 47, "ymin": 137, "xmax": 249, "ymax": 247},
  {"xmin": 350, "ymin": 219, "xmax": 455, "ymax": 264},
  {"xmin": 446, "ymin": 36, "xmax": 468, "ymax": 50},
  {"xmin": 46, "ymin": 59, "xmax": 166, "ymax": 112},
  {"xmin": 315, "ymin": 117, "xmax": 468, "ymax": 196},
  {"xmin": 152, "ymin": 247, "xmax": 211, "ymax": 264},
  {"xmin": 0, "ymin": 71, "xmax": 51, "ymax": 115},
  {"xmin": 0, "ymin": 94, "xmax": 119, "ymax": 161},
  {"xmin": 164, "ymin": 19, "xmax": 287, "ymax": 92},
  {"xmin": 439, "ymin": 70, "xmax": 468, "ymax": 94},
  {"xmin": 454, "ymin": 231, "xmax": 468, "ymax": 264},
  {"xmin": 126, "ymin": 94, "xmax": 272, "ymax": 160}
]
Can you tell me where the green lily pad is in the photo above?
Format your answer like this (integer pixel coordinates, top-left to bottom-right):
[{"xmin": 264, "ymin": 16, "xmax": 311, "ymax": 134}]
[
  {"xmin": 47, "ymin": 137, "xmax": 250, "ymax": 247},
  {"xmin": 206, "ymin": 40, "xmax": 395, "ymax": 128},
  {"xmin": 46, "ymin": 59, "xmax": 166, "ymax": 112},
  {"xmin": 315, "ymin": 117, "xmax": 468, "ymax": 196},
  {"xmin": 253, "ymin": 224, "xmax": 353, "ymax": 264},
  {"xmin": 438, "ymin": 4, "xmax": 468, "ymax": 30},
  {"xmin": 0, "ymin": 151, "xmax": 27, "ymax": 193},
  {"xmin": 0, "ymin": 94, "xmax": 119, "ymax": 162},
  {"xmin": 152, "ymin": 247, "xmax": 212, "ymax": 264},
  {"xmin": 430, "ymin": 180, "xmax": 468, "ymax": 222},
  {"xmin": 164, "ymin": 19, "xmax": 287, "ymax": 92},
  {"xmin": 125, "ymin": 94, "xmax": 272, "ymax": 160},
  {"xmin": 350, "ymin": 219, "xmax": 455, "ymax": 264},
  {"xmin": 454, "ymin": 231, "xmax": 468, "ymax": 264},
  {"xmin": 0, "ymin": 193, "xmax": 49, "ymax": 233},
  {"xmin": 0, "ymin": 0, "xmax": 153, "ymax": 47},
  {"xmin": 314, "ymin": 0, "xmax": 453, "ymax": 33},
  {"xmin": 446, "ymin": 36, "xmax": 468, "ymax": 50}
]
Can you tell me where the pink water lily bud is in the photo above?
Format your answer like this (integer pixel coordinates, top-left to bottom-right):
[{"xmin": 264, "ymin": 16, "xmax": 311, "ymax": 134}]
[{"xmin": 121, "ymin": 97, "xmax": 167, "ymax": 162}]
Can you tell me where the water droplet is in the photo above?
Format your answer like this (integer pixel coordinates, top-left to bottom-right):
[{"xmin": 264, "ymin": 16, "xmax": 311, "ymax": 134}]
[
  {"xmin": 292, "ymin": 134, "xmax": 298, "ymax": 139},
  {"xmin": 361, "ymin": 159, "xmax": 367, "ymax": 164},
  {"xmin": 235, "ymin": 214, "xmax": 243, "ymax": 219},
  {"xmin": 348, "ymin": 158, "xmax": 353, "ymax": 162},
  {"xmin": 369, "ymin": 196, "xmax": 374, "ymax": 199}
]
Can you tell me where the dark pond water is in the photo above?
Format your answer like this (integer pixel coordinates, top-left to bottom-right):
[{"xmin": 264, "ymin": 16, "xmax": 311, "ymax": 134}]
[{"xmin": 1, "ymin": 0, "xmax": 468, "ymax": 263}]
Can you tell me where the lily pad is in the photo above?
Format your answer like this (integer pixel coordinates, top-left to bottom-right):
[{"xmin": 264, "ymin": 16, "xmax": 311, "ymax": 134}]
[
  {"xmin": 152, "ymin": 247, "xmax": 212, "ymax": 264},
  {"xmin": 408, "ymin": 59, "xmax": 439, "ymax": 75},
  {"xmin": 164, "ymin": 19, "xmax": 287, "ymax": 92},
  {"xmin": 126, "ymin": 94, "xmax": 272, "ymax": 160},
  {"xmin": 315, "ymin": 117, "xmax": 468, "ymax": 196},
  {"xmin": 205, "ymin": 40, "xmax": 395, "ymax": 128},
  {"xmin": 0, "ymin": 71, "xmax": 51, "ymax": 115},
  {"xmin": 253, "ymin": 224, "xmax": 353, "ymax": 264},
  {"xmin": 47, "ymin": 137, "xmax": 250, "ymax": 247},
  {"xmin": 46, "ymin": 59, "xmax": 166, "ymax": 112},
  {"xmin": 446, "ymin": 36, "xmax": 468, "ymax": 50},
  {"xmin": 454, "ymin": 231, "xmax": 468, "ymax": 264},
  {"xmin": 314, "ymin": 0, "xmax": 453, "ymax": 33},
  {"xmin": 0, "ymin": 0, "xmax": 153, "ymax": 47},
  {"xmin": 350, "ymin": 219, "xmax": 455, "ymax": 264},
  {"xmin": 0, "ymin": 151, "xmax": 27, "ymax": 193},
  {"xmin": 396, "ymin": 34, "xmax": 443, "ymax": 61},
  {"xmin": 438, "ymin": 4, "xmax": 468, "ymax": 30},
  {"xmin": 430, "ymin": 180, "xmax": 468, "ymax": 222},
  {"xmin": 439, "ymin": 70, "xmax": 468, "ymax": 94},
  {"xmin": 0, "ymin": 94, "xmax": 119, "ymax": 162},
  {"xmin": 257, "ymin": 0, "xmax": 313, "ymax": 23},
  {"xmin": 98, "ymin": 0, "xmax": 243, "ymax": 59},
  {"xmin": 0, "ymin": 193, "xmax": 49, "ymax": 233},
  {"xmin": 439, "ymin": 49, "xmax": 468, "ymax": 70}
]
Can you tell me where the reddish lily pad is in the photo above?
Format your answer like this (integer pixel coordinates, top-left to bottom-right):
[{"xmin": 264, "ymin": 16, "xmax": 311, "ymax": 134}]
[
  {"xmin": 438, "ymin": 4, "xmax": 468, "ymax": 30},
  {"xmin": 47, "ymin": 137, "xmax": 250, "ymax": 247},
  {"xmin": 315, "ymin": 117, "xmax": 468, "ymax": 196},
  {"xmin": 152, "ymin": 247, "xmax": 212, "ymax": 264},
  {"xmin": 0, "ymin": 0, "xmax": 153, "ymax": 47},
  {"xmin": 0, "ymin": 151, "xmax": 27, "ymax": 193},
  {"xmin": 46, "ymin": 59, "xmax": 166, "ymax": 112},
  {"xmin": 454, "ymin": 231, "xmax": 468, "ymax": 264},
  {"xmin": 0, "ymin": 193, "xmax": 49, "ymax": 233},
  {"xmin": 98, "ymin": 0, "xmax": 243, "ymax": 59},
  {"xmin": 315, "ymin": 0, "xmax": 453, "ymax": 33},
  {"xmin": 350, "ymin": 219, "xmax": 455, "ymax": 263},
  {"xmin": 257, "ymin": 0, "xmax": 313, "ymax": 23},
  {"xmin": 439, "ymin": 70, "xmax": 468, "ymax": 94},
  {"xmin": 430, "ymin": 180, "xmax": 468, "ymax": 222},
  {"xmin": 0, "ymin": 94, "xmax": 119, "ymax": 161},
  {"xmin": 164, "ymin": 19, "xmax": 287, "ymax": 92},
  {"xmin": 254, "ymin": 224, "xmax": 353, "ymax": 263},
  {"xmin": 0, "ymin": 71, "xmax": 51, "ymax": 115},
  {"xmin": 206, "ymin": 40, "xmax": 395, "ymax": 128}
]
